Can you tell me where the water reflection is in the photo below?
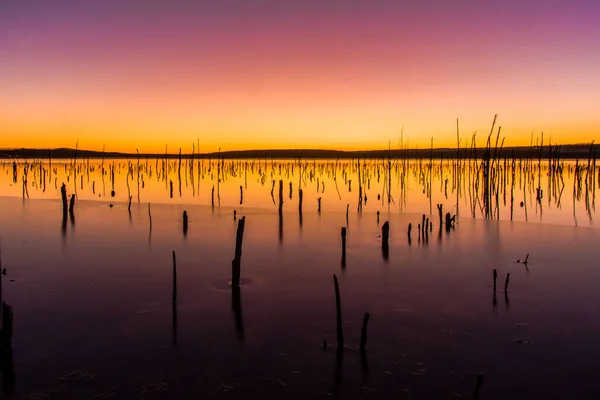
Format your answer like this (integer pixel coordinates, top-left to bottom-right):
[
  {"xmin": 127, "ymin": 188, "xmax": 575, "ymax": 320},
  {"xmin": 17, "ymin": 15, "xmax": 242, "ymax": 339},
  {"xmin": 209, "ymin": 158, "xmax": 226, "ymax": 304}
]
[{"xmin": 0, "ymin": 157, "xmax": 597, "ymax": 229}]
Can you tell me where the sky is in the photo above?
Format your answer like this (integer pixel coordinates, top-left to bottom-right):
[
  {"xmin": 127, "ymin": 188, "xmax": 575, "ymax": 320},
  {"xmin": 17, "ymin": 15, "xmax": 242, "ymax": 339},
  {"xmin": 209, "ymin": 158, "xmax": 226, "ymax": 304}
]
[{"xmin": 1, "ymin": 0, "xmax": 599, "ymax": 153}]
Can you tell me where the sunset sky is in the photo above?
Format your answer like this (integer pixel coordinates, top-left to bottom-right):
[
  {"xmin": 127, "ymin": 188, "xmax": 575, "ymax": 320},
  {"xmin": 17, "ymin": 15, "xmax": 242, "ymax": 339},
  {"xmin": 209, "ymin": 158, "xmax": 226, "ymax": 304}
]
[{"xmin": 1, "ymin": 0, "xmax": 599, "ymax": 153}]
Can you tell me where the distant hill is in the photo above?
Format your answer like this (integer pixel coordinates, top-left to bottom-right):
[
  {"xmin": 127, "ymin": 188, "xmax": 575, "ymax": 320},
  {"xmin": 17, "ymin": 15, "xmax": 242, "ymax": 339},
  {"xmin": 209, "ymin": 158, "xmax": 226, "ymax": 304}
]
[{"xmin": 0, "ymin": 144, "xmax": 597, "ymax": 160}]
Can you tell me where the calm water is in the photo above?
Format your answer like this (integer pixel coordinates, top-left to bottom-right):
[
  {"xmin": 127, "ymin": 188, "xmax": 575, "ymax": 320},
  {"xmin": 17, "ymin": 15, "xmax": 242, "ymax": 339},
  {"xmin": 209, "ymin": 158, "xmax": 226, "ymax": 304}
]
[{"xmin": 0, "ymin": 158, "xmax": 599, "ymax": 399}]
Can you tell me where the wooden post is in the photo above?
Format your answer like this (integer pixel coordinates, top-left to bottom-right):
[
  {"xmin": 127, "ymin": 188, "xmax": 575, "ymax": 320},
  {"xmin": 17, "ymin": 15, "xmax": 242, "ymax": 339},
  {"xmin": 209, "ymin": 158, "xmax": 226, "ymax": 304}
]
[
  {"xmin": 278, "ymin": 179, "xmax": 284, "ymax": 215},
  {"xmin": 425, "ymin": 218, "xmax": 429, "ymax": 240},
  {"xmin": 289, "ymin": 182, "xmax": 292, "ymax": 200},
  {"xmin": 504, "ymin": 273, "xmax": 510, "ymax": 293},
  {"xmin": 298, "ymin": 188, "xmax": 303, "ymax": 215},
  {"xmin": 341, "ymin": 227, "xmax": 347, "ymax": 267},
  {"xmin": 376, "ymin": 211, "xmax": 380, "ymax": 224},
  {"xmin": 61, "ymin": 183, "xmax": 68, "ymax": 216},
  {"xmin": 493, "ymin": 269, "xmax": 497, "ymax": 291},
  {"xmin": 346, "ymin": 204, "xmax": 349, "ymax": 223},
  {"xmin": 382, "ymin": 221, "xmax": 390, "ymax": 244},
  {"xmin": 360, "ymin": 312, "xmax": 370, "ymax": 351},
  {"xmin": 183, "ymin": 211, "xmax": 188, "ymax": 235},
  {"xmin": 333, "ymin": 274, "xmax": 344, "ymax": 348},
  {"xmin": 231, "ymin": 216, "xmax": 246, "ymax": 288},
  {"xmin": 69, "ymin": 194, "xmax": 75, "ymax": 214},
  {"xmin": 437, "ymin": 204, "xmax": 443, "ymax": 227},
  {"xmin": 234, "ymin": 210, "xmax": 237, "ymax": 220},
  {"xmin": 170, "ymin": 180, "xmax": 173, "ymax": 198},
  {"xmin": 318, "ymin": 197, "xmax": 322, "ymax": 213},
  {"xmin": 407, "ymin": 223, "xmax": 412, "ymax": 238},
  {"xmin": 421, "ymin": 214, "xmax": 426, "ymax": 236},
  {"xmin": 172, "ymin": 251, "xmax": 177, "ymax": 305},
  {"xmin": 240, "ymin": 185, "xmax": 243, "ymax": 205}
]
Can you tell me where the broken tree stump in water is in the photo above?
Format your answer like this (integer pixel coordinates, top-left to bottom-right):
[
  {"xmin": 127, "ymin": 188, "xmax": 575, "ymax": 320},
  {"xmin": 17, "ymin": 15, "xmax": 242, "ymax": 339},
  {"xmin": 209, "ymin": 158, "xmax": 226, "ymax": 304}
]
[
  {"xmin": 493, "ymin": 269, "xmax": 498, "ymax": 291},
  {"xmin": 182, "ymin": 211, "xmax": 188, "ymax": 235},
  {"xmin": 231, "ymin": 216, "xmax": 246, "ymax": 288},
  {"xmin": 278, "ymin": 180, "xmax": 284, "ymax": 215},
  {"xmin": 60, "ymin": 183, "xmax": 68, "ymax": 216},
  {"xmin": 69, "ymin": 194, "xmax": 75, "ymax": 214},
  {"xmin": 333, "ymin": 274, "xmax": 344, "ymax": 348}
]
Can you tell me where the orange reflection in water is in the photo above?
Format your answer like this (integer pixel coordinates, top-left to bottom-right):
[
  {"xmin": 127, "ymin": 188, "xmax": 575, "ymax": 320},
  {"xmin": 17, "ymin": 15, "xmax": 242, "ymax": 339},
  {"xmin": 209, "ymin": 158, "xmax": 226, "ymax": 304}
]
[{"xmin": 0, "ymin": 158, "xmax": 596, "ymax": 227}]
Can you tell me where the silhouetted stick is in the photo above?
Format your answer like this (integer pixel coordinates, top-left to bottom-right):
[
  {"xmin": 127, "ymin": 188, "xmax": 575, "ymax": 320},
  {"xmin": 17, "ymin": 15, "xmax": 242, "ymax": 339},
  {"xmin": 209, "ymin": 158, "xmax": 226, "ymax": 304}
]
[
  {"xmin": 318, "ymin": 197, "xmax": 322, "ymax": 213},
  {"xmin": 333, "ymin": 274, "xmax": 344, "ymax": 348},
  {"xmin": 425, "ymin": 218, "xmax": 429, "ymax": 240},
  {"xmin": 211, "ymin": 185, "xmax": 215, "ymax": 207},
  {"xmin": 60, "ymin": 183, "xmax": 68, "ymax": 216},
  {"xmin": 128, "ymin": 195, "xmax": 132, "ymax": 212},
  {"xmin": 148, "ymin": 203, "xmax": 152, "ymax": 227},
  {"xmin": 298, "ymin": 188, "xmax": 303, "ymax": 215},
  {"xmin": 346, "ymin": 204, "xmax": 349, "ymax": 224},
  {"xmin": 231, "ymin": 216, "xmax": 246, "ymax": 288},
  {"xmin": 170, "ymin": 180, "xmax": 173, "ymax": 198},
  {"xmin": 360, "ymin": 312, "xmax": 370, "ymax": 351},
  {"xmin": 407, "ymin": 223, "xmax": 412, "ymax": 238},
  {"xmin": 376, "ymin": 211, "xmax": 380, "ymax": 224},
  {"xmin": 381, "ymin": 221, "xmax": 389, "ymax": 244},
  {"xmin": 493, "ymin": 269, "xmax": 498, "ymax": 291},
  {"xmin": 341, "ymin": 227, "xmax": 347, "ymax": 268},
  {"xmin": 234, "ymin": 210, "xmax": 237, "ymax": 221},
  {"xmin": 437, "ymin": 204, "xmax": 443, "ymax": 227},
  {"xmin": 172, "ymin": 251, "xmax": 177, "ymax": 305},
  {"xmin": 68, "ymin": 194, "xmax": 75, "ymax": 214},
  {"xmin": 183, "ymin": 211, "xmax": 188, "ymax": 235},
  {"xmin": 239, "ymin": 185, "xmax": 243, "ymax": 205},
  {"xmin": 504, "ymin": 273, "xmax": 510, "ymax": 293},
  {"xmin": 278, "ymin": 179, "xmax": 284, "ymax": 215},
  {"xmin": 472, "ymin": 373, "xmax": 483, "ymax": 400},
  {"xmin": 289, "ymin": 181, "xmax": 292, "ymax": 200}
]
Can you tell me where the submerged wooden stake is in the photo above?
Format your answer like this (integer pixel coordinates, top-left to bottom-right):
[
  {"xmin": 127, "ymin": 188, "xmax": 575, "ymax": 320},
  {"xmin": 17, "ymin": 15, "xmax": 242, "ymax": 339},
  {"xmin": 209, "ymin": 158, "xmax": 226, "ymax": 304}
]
[
  {"xmin": 239, "ymin": 185, "xmax": 243, "ymax": 205},
  {"xmin": 504, "ymin": 273, "xmax": 510, "ymax": 293},
  {"xmin": 407, "ymin": 223, "xmax": 412, "ymax": 238},
  {"xmin": 183, "ymin": 211, "xmax": 188, "ymax": 234},
  {"xmin": 333, "ymin": 274, "xmax": 344, "ymax": 348},
  {"xmin": 298, "ymin": 188, "xmax": 303, "ymax": 215},
  {"xmin": 69, "ymin": 194, "xmax": 75, "ymax": 214},
  {"xmin": 381, "ymin": 221, "xmax": 390, "ymax": 244},
  {"xmin": 231, "ymin": 216, "xmax": 246, "ymax": 288},
  {"xmin": 278, "ymin": 179, "xmax": 284, "ymax": 215},
  {"xmin": 60, "ymin": 183, "xmax": 68, "ymax": 216},
  {"xmin": 493, "ymin": 269, "xmax": 498, "ymax": 291},
  {"xmin": 318, "ymin": 197, "xmax": 322, "ymax": 213},
  {"xmin": 360, "ymin": 312, "xmax": 370, "ymax": 351}
]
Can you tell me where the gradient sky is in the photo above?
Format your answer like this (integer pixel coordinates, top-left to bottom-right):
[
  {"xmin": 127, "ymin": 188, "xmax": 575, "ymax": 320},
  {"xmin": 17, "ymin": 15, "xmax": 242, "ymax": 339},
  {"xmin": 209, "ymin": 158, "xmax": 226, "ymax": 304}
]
[{"xmin": 1, "ymin": 0, "xmax": 599, "ymax": 153}]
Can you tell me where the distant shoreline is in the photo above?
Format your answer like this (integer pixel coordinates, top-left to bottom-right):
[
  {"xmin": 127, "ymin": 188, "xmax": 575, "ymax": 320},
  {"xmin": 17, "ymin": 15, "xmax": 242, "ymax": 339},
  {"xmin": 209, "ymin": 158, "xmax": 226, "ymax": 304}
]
[{"xmin": 0, "ymin": 145, "xmax": 597, "ymax": 160}]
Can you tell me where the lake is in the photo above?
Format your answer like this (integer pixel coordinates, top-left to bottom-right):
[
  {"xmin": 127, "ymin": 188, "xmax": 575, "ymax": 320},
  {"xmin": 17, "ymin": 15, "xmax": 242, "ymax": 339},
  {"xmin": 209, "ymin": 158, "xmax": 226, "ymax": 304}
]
[{"xmin": 0, "ymin": 157, "xmax": 598, "ymax": 399}]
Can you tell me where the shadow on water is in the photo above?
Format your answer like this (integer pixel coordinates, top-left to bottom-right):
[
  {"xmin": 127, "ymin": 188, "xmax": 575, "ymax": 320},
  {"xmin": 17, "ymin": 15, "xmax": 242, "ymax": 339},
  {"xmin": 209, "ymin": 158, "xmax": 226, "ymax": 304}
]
[
  {"xmin": 172, "ymin": 302, "xmax": 177, "ymax": 348},
  {"xmin": 333, "ymin": 346, "xmax": 343, "ymax": 395},
  {"xmin": 360, "ymin": 349, "xmax": 369, "ymax": 377},
  {"xmin": 278, "ymin": 215, "xmax": 283, "ymax": 245},
  {"xmin": 231, "ymin": 287, "xmax": 244, "ymax": 342}
]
